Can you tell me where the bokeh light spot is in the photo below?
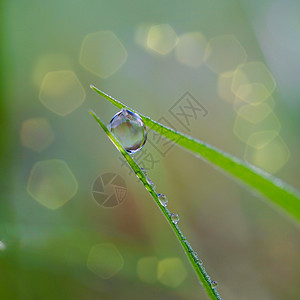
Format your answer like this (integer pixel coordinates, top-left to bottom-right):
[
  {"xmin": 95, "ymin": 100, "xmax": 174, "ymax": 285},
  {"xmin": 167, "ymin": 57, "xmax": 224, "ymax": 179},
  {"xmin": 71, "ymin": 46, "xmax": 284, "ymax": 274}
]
[
  {"xmin": 233, "ymin": 112, "xmax": 281, "ymax": 143},
  {"xmin": 137, "ymin": 256, "xmax": 158, "ymax": 284},
  {"xmin": 175, "ymin": 32, "xmax": 207, "ymax": 68},
  {"xmin": 39, "ymin": 70, "xmax": 85, "ymax": 116},
  {"xmin": 147, "ymin": 24, "xmax": 177, "ymax": 55},
  {"xmin": 27, "ymin": 159, "xmax": 78, "ymax": 210},
  {"xmin": 157, "ymin": 257, "xmax": 187, "ymax": 288},
  {"xmin": 236, "ymin": 102, "xmax": 273, "ymax": 124},
  {"xmin": 246, "ymin": 131, "xmax": 278, "ymax": 149},
  {"xmin": 218, "ymin": 71, "xmax": 236, "ymax": 103},
  {"xmin": 244, "ymin": 136, "xmax": 290, "ymax": 173},
  {"xmin": 79, "ymin": 31, "xmax": 127, "ymax": 78},
  {"xmin": 87, "ymin": 243, "xmax": 124, "ymax": 279},
  {"xmin": 205, "ymin": 35, "xmax": 247, "ymax": 74},
  {"xmin": 233, "ymin": 94, "xmax": 275, "ymax": 114},
  {"xmin": 232, "ymin": 62, "xmax": 276, "ymax": 103},
  {"xmin": 32, "ymin": 53, "xmax": 72, "ymax": 87},
  {"xmin": 20, "ymin": 117, "xmax": 55, "ymax": 152},
  {"xmin": 235, "ymin": 83, "xmax": 271, "ymax": 104},
  {"xmin": 135, "ymin": 23, "xmax": 154, "ymax": 48}
]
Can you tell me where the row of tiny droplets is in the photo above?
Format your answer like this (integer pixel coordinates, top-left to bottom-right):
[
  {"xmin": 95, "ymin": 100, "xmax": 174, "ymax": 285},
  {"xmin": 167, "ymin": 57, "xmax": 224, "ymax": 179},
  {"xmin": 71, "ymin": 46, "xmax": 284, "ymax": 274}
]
[{"xmin": 139, "ymin": 167, "xmax": 221, "ymax": 298}]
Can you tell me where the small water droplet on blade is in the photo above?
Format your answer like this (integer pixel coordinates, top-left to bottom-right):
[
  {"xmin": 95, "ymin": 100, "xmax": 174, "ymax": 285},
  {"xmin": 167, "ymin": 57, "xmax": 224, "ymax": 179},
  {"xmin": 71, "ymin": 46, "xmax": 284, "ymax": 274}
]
[
  {"xmin": 211, "ymin": 280, "xmax": 218, "ymax": 287},
  {"xmin": 158, "ymin": 194, "xmax": 168, "ymax": 207},
  {"xmin": 140, "ymin": 168, "xmax": 147, "ymax": 176},
  {"xmin": 171, "ymin": 213, "xmax": 180, "ymax": 224},
  {"xmin": 107, "ymin": 109, "xmax": 147, "ymax": 154},
  {"xmin": 146, "ymin": 177, "xmax": 155, "ymax": 189}
]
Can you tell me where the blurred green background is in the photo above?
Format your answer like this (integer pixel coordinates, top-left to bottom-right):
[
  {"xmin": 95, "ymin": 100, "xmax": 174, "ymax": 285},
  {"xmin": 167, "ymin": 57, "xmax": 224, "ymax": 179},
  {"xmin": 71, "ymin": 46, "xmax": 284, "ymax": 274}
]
[{"xmin": 1, "ymin": 0, "xmax": 300, "ymax": 299}]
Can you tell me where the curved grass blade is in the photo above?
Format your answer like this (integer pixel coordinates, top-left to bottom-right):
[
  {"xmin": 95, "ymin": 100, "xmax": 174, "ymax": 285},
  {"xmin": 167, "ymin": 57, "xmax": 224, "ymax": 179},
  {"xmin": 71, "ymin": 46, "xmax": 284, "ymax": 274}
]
[
  {"xmin": 89, "ymin": 110, "xmax": 222, "ymax": 300},
  {"xmin": 90, "ymin": 85, "xmax": 300, "ymax": 224}
]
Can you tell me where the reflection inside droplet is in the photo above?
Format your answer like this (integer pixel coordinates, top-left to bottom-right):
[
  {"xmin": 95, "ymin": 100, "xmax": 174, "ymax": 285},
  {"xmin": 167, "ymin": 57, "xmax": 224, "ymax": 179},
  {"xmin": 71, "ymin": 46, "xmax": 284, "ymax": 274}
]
[
  {"xmin": 108, "ymin": 109, "xmax": 147, "ymax": 154},
  {"xmin": 171, "ymin": 213, "xmax": 180, "ymax": 224},
  {"xmin": 158, "ymin": 194, "xmax": 168, "ymax": 207}
]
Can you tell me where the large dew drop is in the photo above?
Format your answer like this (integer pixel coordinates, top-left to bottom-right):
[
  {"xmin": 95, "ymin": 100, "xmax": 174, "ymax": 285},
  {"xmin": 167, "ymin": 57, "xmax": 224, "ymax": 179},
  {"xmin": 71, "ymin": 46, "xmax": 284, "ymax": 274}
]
[{"xmin": 108, "ymin": 109, "xmax": 147, "ymax": 154}]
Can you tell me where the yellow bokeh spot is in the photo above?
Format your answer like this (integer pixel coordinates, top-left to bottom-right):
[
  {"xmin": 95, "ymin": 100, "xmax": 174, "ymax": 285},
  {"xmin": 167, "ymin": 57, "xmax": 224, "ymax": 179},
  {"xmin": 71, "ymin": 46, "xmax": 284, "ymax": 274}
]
[
  {"xmin": 235, "ymin": 83, "xmax": 271, "ymax": 104},
  {"xmin": 232, "ymin": 62, "xmax": 276, "ymax": 103},
  {"xmin": 244, "ymin": 136, "xmax": 290, "ymax": 174},
  {"xmin": 147, "ymin": 24, "xmax": 177, "ymax": 55},
  {"xmin": 39, "ymin": 70, "xmax": 85, "ymax": 116},
  {"xmin": 218, "ymin": 70, "xmax": 251, "ymax": 103},
  {"xmin": 205, "ymin": 35, "xmax": 247, "ymax": 74},
  {"xmin": 236, "ymin": 102, "xmax": 273, "ymax": 124},
  {"xmin": 20, "ymin": 117, "xmax": 55, "ymax": 152},
  {"xmin": 79, "ymin": 31, "xmax": 127, "ymax": 78},
  {"xmin": 135, "ymin": 23, "xmax": 154, "ymax": 48},
  {"xmin": 233, "ymin": 94, "xmax": 275, "ymax": 113},
  {"xmin": 246, "ymin": 131, "xmax": 278, "ymax": 149},
  {"xmin": 32, "ymin": 53, "xmax": 72, "ymax": 87},
  {"xmin": 233, "ymin": 112, "xmax": 281, "ymax": 143},
  {"xmin": 217, "ymin": 71, "xmax": 236, "ymax": 102},
  {"xmin": 27, "ymin": 159, "xmax": 78, "ymax": 210},
  {"xmin": 87, "ymin": 243, "xmax": 124, "ymax": 279},
  {"xmin": 157, "ymin": 257, "xmax": 187, "ymax": 288},
  {"xmin": 175, "ymin": 32, "xmax": 207, "ymax": 68},
  {"xmin": 137, "ymin": 256, "xmax": 158, "ymax": 284}
]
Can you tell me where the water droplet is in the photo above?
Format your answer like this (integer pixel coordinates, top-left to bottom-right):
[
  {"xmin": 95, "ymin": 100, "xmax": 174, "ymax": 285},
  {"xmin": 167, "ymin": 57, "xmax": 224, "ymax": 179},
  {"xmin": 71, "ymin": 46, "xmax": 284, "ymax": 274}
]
[
  {"xmin": 184, "ymin": 240, "xmax": 191, "ymax": 248},
  {"xmin": 140, "ymin": 168, "xmax": 147, "ymax": 176},
  {"xmin": 146, "ymin": 177, "xmax": 155, "ymax": 189},
  {"xmin": 211, "ymin": 280, "xmax": 218, "ymax": 287},
  {"xmin": 171, "ymin": 213, "xmax": 180, "ymax": 224},
  {"xmin": 158, "ymin": 194, "xmax": 168, "ymax": 207},
  {"xmin": 108, "ymin": 109, "xmax": 147, "ymax": 154},
  {"xmin": 198, "ymin": 259, "xmax": 203, "ymax": 265}
]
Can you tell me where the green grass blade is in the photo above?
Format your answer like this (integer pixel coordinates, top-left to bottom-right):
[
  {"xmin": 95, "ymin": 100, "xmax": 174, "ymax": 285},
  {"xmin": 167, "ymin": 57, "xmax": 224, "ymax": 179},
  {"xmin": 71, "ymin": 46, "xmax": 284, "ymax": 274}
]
[
  {"xmin": 89, "ymin": 110, "xmax": 222, "ymax": 300},
  {"xmin": 90, "ymin": 85, "xmax": 300, "ymax": 224}
]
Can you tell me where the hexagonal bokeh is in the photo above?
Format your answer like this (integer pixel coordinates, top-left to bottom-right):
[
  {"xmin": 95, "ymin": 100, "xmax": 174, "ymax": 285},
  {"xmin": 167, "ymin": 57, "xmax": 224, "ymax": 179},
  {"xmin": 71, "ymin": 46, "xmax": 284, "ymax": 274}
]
[
  {"xmin": 175, "ymin": 32, "xmax": 207, "ymax": 68},
  {"xmin": 244, "ymin": 136, "xmax": 290, "ymax": 174},
  {"xmin": 87, "ymin": 243, "xmax": 124, "ymax": 279},
  {"xmin": 232, "ymin": 62, "xmax": 276, "ymax": 103},
  {"xmin": 146, "ymin": 24, "xmax": 177, "ymax": 55},
  {"xmin": 39, "ymin": 70, "xmax": 85, "ymax": 116},
  {"xmin": 79, "ymin": 31, "xmax": 127, "ymax": 78},
  {"xmin": 32, "ymin": 53, "xmax": 72, "ymax": 87},
  {"xmin": 20, "ymin": 117, "xmax": 55, "ymax": 152},
  {"xmin": 236, "ymin": 102, "xmax": 273, "ymax": 124},
  {"xmin": 157, "ymin": 257, "xmax": 187, "ymax": 288},
  {"xmin": 27, "ymin": 159, "xmax": 78, "ymax": 210},
  {"xmin": 137, "ymin": 256, "xmax": 158, "ymax": 284},
  {"xmin": 233, "ymin": 111, "xmax": 281, "ymax": 144},
  {"xmin": 205, "ymin": 35, "xmax": 247, "ymax": 74}
]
